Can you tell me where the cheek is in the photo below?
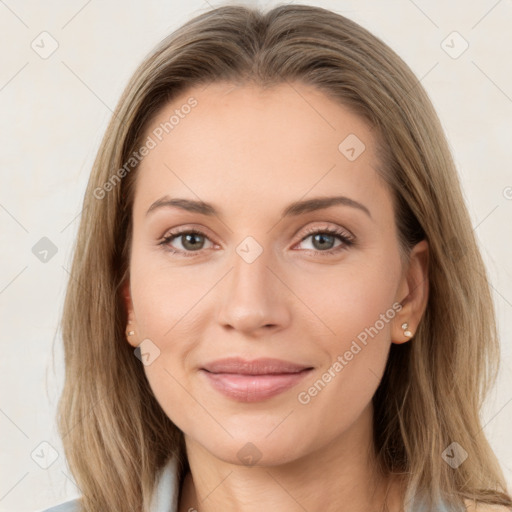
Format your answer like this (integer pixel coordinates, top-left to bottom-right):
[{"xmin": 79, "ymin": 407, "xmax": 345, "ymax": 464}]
[
  {"xmin": 292, "ymin": 258, "xmax": 399, "ymax": 398},
  {"xmin": 290, "ymin": 266, "xmax": 399, "ymax": 443},
  {"xmin": 129, "ymin": 245, "xmax": 212, "ymax": 338},
  {"xmin": 128, "ymin": 251, "xmax": 215, "ymax": 428},
  {"xmin": 292, "ymin": 256, "xmax": 400, "ymax": 350}
]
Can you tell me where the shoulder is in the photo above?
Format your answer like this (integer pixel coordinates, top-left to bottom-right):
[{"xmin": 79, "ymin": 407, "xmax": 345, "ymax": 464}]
[
  {"xmin": 38, "ymin": 498, "xmax": 81, "ymax": 512},
  {"xmin": 464, "ymin": 499, "xmax": 512, "ymax": 512}
]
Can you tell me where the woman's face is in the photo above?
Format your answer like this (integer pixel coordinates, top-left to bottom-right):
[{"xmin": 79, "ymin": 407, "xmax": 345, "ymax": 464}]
[{"xmin": 124, "ymin": 81, "xmax": 428, "ymax": 465}]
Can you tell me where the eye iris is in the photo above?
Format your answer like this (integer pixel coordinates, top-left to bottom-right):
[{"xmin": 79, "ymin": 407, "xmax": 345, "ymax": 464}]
[
  {"xmin": 182, "ymin": 233, "xmax": 204, "ymax": 251},
  {"xmin": 312, "ymin": 233, "xmax": 335, "ymax": 250}
]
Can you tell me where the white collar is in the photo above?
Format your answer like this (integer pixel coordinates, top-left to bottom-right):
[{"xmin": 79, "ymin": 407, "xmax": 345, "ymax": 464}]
[{"xmin": 149, "ymin": 455, "xmax": 181, "ymax": 512}]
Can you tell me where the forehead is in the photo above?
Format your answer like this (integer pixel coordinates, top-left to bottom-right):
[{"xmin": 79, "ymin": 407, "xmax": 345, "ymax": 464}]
[{"xmin": 133, "ymin": 81, "xmax": 391, "ymax": 221}]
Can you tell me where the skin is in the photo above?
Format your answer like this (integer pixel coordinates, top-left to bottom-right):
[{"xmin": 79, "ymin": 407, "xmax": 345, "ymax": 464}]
[{"xmin": 123, "ymin": 81, "xmax": 429, "ymax": 512}]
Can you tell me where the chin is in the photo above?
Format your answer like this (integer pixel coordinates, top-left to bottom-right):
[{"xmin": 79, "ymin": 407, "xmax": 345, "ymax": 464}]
[{"xmin": 190, "ymin": 427, "xmax": 309, "ymax": 468}]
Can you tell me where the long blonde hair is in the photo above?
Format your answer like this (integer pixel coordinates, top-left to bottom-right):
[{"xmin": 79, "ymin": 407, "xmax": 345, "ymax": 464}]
[{"xmin": 57, "ymin": 4, "xmax": 512, "ymax": 511}]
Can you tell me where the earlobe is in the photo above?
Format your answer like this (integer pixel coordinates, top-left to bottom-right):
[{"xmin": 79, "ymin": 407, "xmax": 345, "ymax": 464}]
[
  {"xmin": 392, "ymin": 320, "xmax": 415, "ymax": 345},
  {"xmin": 125, "ymin": 321, "xmax": 138, "ymax": 347}
]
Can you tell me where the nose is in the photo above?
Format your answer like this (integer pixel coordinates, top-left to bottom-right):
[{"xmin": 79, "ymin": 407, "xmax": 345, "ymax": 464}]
[{"xmin": 216, "ymin": 247, "xmax": 291, "ymax": 335}]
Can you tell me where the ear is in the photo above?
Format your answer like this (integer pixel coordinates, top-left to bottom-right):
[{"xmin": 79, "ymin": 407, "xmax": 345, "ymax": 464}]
[
  {"xmin": 392, "ymin": 239, "xmax": 429, "ymax": 344},
  {"xmin": 121, "ymin": 280, "xmax": 139, "ymax": 348},
  {"xmin": 121, "ymin": 280, "xmax": 133, "ymax": 315}
]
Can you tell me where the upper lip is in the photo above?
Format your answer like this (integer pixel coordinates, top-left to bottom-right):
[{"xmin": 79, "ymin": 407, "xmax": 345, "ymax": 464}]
[{"xmin": 201, "ymin": 357, "xmax": 313, "ymax": 375}]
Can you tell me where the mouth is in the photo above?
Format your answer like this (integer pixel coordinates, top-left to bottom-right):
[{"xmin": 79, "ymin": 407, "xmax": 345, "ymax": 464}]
[{"xmin": 200, "ymin": 357, "xmax": 314, "ymax": 402}]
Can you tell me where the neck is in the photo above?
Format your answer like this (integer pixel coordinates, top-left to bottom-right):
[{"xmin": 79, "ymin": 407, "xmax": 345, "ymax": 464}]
[{"xmin": 177, "ymin": 404, "xmax": 403, "ymax": 512}]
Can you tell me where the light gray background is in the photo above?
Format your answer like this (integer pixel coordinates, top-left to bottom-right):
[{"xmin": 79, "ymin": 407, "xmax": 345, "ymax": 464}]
[{"xmin": 1, "ymin": 1, "xmax": 511, "ymax": 510}]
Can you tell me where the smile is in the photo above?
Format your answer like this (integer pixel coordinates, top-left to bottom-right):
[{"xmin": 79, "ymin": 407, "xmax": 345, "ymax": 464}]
[{"xmin": 200, "ymin": 357, "xmax": 314, "ymax": 402}]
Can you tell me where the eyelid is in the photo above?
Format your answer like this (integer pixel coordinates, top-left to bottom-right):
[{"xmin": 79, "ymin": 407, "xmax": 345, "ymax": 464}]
[
  {"xmin": 160, "ymin": 223, "xmax": 218, "ymax": 242},
  {"xmin": 295, "ymin": 223, "xmax": 355, "ymax": 243}
]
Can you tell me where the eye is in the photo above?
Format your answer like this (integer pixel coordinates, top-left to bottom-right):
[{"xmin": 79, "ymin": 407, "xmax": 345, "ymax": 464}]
[
  {"xmin": 159, "ymin": 228, "xmax": 215, "ymax": 256},
  {"xmin": 158, "ymin": 225, "xmax": 355, "ymax": 258},
  {"xmin": 295, "ymin": 226, "xmax": 354, "ymax": 256}
]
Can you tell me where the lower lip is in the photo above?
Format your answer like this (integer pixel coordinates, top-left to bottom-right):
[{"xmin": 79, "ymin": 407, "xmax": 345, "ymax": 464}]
[{"xmin": 200, "ymin": 369, "xmax": 313, "ymax": 402}]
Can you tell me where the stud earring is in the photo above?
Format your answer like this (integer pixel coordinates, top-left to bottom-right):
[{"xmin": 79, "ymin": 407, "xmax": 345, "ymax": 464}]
[
  {"xmin": 401, "ymin": 322, "xmax": 413, "ymax": 338},
  {"xmin": 126, "ymin": 318, "xmax": 135, "ymax": 337}
]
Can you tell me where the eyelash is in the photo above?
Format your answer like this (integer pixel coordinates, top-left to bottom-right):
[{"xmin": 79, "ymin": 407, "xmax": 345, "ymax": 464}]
[{"xmin": 158, "ymin": 226, "xmax": 355, "ymax": 258}]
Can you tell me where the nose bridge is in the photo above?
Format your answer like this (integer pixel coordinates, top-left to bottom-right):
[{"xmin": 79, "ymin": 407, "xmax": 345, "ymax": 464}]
[
  {"xmin": 231, "ymin": 243, "xmax": 272, "ymax": 299},
  {"xmin": 216, "ymin": 238, "xmax": 289, "ymax": 332}
]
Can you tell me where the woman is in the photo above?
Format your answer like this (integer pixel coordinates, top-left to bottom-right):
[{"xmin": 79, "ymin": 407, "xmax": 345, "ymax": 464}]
[{"xmin": 41, "ymin": 4, "xmax": 512, "ymax": 512}]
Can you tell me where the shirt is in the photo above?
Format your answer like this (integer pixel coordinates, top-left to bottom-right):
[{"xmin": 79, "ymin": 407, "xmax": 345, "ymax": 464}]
[{"xmin": 38, "ymin": 454, "xmax": 180, "ymax": 512}]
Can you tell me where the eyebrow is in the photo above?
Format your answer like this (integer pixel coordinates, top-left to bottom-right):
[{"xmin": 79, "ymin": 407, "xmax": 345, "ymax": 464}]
[{"xmin": 146, "ymin": 195, "xmax": 372, "ymax": 219}]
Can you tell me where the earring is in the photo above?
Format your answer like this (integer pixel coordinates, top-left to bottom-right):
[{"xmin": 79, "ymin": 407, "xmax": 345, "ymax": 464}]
[
  {"xmin": 126, "ymin": 318, "xmax": 135, "ymax": 337},
  {"xmin": 401, "ymin": 322, "xmax": 413, "ymax": 338}
]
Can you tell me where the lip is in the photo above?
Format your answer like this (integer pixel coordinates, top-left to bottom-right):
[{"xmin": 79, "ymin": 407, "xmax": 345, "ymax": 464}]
[
  {"xmin": 202, "ymin": 357, "xmax": 312, "ymax": 374},
  {"xmin": 200, "ymin": 357, "xmax": 314, "ymax": 402}
]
